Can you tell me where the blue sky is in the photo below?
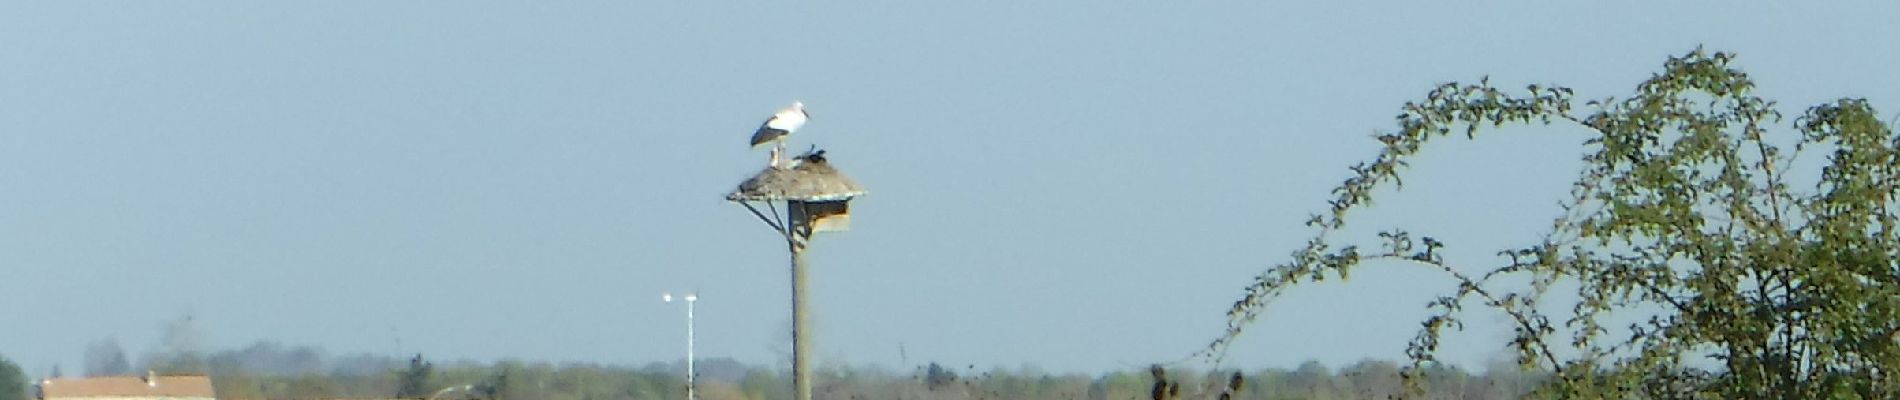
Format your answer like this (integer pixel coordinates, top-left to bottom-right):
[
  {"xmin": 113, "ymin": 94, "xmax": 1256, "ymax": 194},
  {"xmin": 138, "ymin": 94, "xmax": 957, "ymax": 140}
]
[{"xmin": 3, "ymin": 2, "xmax": 1897, "ymax": 376}]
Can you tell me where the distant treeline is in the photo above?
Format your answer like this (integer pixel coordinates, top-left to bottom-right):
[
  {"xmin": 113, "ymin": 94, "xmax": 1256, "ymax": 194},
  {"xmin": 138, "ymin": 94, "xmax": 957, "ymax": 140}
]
[{"xmin": 44, "ymin": 339, "xmax": 1548, "ymax": 399}]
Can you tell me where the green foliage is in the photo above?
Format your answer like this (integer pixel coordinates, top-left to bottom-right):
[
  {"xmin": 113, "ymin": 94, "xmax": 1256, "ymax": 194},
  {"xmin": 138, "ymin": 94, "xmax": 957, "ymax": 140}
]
[
  {"xmin": 740, "ymin": 368, "xmax": 788, "ymax": 400},
  {"xmin": 1212, "ymin": 48, "xmax": 1900, "ymax": 397},
  {"xmin": 924, "ymin": 362, "xmax": 959, "ymax": 390},
  {"xmin": 109, "ymin": 346, "xmax": 1529, "ymax": 400},
  {"xmin": 0, "ymin": 355, "xmax": 25, "ymax": 400},
  {"xmin": 148, "ymin": 353, "xmax": 210, "ymax": 376},
  {"xmin": 145, "ymin": 314, "xmax": 211, "ymax": 375},
  {"xmin": 83, "ymin": 338, "xmax": 133, "ymax": 377},
  {"xmin": 475, "ymin": 361, "xmax": 512, "ymax": 400},
  {"xmin": 397, "ymin": 353, "xmax": 434, "ymax": 399}
]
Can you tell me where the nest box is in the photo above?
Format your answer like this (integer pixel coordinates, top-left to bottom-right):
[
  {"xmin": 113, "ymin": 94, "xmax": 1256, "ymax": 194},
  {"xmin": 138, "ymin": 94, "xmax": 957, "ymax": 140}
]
[{"xmin": 727, "ymin": 150, "xmax": 867, "ymax": 234}]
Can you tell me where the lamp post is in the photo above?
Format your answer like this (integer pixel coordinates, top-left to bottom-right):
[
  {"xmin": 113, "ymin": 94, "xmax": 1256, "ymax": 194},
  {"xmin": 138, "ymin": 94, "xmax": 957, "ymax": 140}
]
[{"xmin": 663, "ymin": 292, "xmax": 698, "ymax": 400}]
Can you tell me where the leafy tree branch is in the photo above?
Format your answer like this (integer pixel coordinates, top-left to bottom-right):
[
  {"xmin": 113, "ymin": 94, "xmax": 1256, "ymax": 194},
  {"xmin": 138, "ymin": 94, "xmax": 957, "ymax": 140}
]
[{"xmin": 1209, "ymin": 48, "xmax": 1899, "ymax": 398}]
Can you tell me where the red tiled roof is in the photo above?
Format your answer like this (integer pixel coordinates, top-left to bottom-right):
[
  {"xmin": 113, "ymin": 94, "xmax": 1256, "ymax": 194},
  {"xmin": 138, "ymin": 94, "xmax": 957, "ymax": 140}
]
[{"xmin": 39, "ymin": 375, "xmax": 215, "ymax": 398}]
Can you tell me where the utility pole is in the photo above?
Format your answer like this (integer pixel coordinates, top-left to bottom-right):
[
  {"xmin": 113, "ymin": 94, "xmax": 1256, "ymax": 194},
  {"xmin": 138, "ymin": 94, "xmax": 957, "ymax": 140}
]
[{"xmin": 728, "ymin": 149, "xmax": 865, "ymax": 400}]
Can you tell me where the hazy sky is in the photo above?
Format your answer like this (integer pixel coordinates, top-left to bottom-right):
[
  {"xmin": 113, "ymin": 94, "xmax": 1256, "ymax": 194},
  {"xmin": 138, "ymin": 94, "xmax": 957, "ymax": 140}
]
[{"xmin": 4, "ymin": 2, "xmax": 1898, "ymax": 376}]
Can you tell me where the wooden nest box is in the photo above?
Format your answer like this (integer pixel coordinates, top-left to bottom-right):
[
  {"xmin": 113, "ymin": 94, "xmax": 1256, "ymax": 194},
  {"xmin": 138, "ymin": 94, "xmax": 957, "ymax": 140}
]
[{"xmin": 727, "ymin": 150, "xmax": 867, "ymax": 234}]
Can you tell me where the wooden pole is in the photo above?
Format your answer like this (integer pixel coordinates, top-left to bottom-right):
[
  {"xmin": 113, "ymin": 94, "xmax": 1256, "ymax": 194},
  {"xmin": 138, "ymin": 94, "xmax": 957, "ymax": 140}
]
[
  {"xmin": 787, "ymin": 202, "xmax": 813, "ymax": 400},
  {"xmin": 791, "ymin": 240, "xmax": 812, "ymax": 400},
  {"xmin": 744, "ymin": 200, "xmax": 818, "ymax": 400}
]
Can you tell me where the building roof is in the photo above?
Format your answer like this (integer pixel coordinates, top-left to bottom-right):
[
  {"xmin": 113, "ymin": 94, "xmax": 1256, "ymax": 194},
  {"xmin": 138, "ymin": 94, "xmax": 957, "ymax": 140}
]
[
  {"xmin": 39, "ymin": 375, "xmax": 216, "ymax": 398},
  {"xmin": 728, "ymin": 150, "xmax": 867, "ymax": 202}
]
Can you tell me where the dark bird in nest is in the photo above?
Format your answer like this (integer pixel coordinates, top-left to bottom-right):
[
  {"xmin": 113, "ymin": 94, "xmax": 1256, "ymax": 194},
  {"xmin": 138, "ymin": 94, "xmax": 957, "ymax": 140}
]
[{"xmin": 794, "ymin": 145, "xmax": 828, "ymax": 164}]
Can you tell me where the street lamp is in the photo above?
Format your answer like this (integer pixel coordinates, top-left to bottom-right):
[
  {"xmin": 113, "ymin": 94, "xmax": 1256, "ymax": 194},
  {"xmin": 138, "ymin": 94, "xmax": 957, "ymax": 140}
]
[{"xmin": 663, "ymin": 292, "xmax": 698, "ymax": 400}]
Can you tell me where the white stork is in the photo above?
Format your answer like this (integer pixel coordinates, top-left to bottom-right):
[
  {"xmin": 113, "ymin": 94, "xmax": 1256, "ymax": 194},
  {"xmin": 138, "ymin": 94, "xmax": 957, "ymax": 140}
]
[{"xmin": 750, "ymin": 101, "xmax": 808, "ymax": 168}]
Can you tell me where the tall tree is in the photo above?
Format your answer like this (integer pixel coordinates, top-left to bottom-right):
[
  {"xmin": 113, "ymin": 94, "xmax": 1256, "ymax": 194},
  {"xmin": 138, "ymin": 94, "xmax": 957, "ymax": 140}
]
[
  {"xmin": 145, "ymin": 314, "xmax": 209, "ymax": 374},
  {"xmin": 1287, "ymin": 361, "xmax": 1339, "ymax": 399},
  {"xmin": 396, "ymin": 354, "xmax": 434, "ymax": 399},
  {"xmin": 476, "ymin": 362, "xmax": 512, "ymax": 400},
  {"xmin": 0, "ymin": 355, "xmax": 26, "ymax": 400},
  {"xmin": 1212, "ymin": 48, "xmax": 1900, "ymax": 398},
  {"xmin": 83, "ymin": 338, "xmax": 132, "ymax": 376},
  {"xmin": 1339, "ymin": 359, "xmax": 1401, "ymax": 398}
]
